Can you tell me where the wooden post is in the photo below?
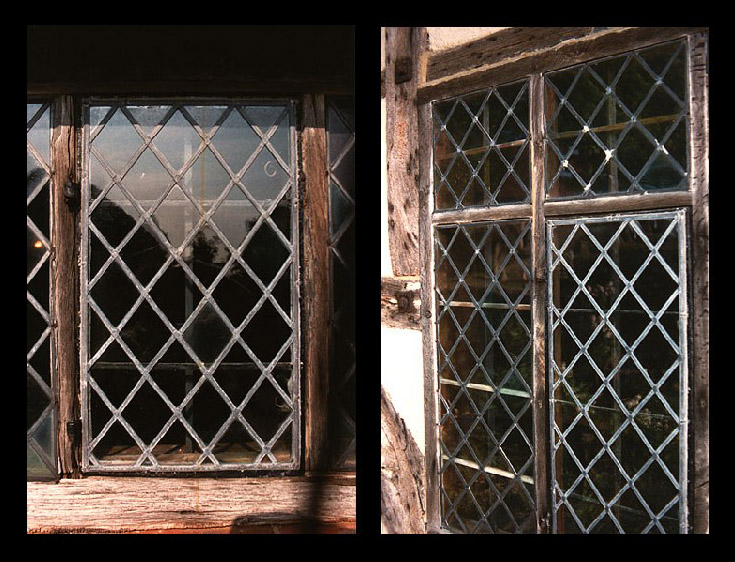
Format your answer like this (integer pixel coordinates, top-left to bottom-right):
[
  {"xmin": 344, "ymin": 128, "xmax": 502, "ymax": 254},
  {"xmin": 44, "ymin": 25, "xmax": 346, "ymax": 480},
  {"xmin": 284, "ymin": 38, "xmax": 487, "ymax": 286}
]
[
  {"xmin": 384, "ymin": 27, "xmax": 421, "ymax": 277},
  {"xmin": 529, "ymin": 73, "xmax": 550, "ymax": 533},
  {"xmin": 688, "ymin": 32, "xmax": 709, "ymax": 535},
  {"xmin": 51, "ymin": 95, "xmax": 81, "ymax": 478},
  {"xmin": 301, "ymin": 93, "xmax": 331, "ymax": 472}
]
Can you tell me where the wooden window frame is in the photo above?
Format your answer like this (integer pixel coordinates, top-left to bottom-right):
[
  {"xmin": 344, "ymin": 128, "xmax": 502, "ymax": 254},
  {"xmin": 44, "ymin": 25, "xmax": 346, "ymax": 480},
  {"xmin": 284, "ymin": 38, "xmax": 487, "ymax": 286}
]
[
  {"xmin": 419, "ymin": 27, "xmax": 708, "ymax": 534},
  {"xmin": 27, "ymin": 91, "xmax": 355, "ymax": 532}
]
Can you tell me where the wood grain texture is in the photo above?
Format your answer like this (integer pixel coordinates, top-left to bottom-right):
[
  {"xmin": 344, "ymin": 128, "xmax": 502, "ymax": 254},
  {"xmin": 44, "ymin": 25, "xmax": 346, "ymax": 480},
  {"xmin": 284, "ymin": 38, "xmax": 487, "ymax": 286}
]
[
  {"xmin": 381, "ymin": 276, "xmax": 421, "ymax": 330},
  {"xmin": 301, "ymin": 94, "xmax": 331, "ymax": 472},
  {"xmin": 27, "ymin": 475, "xmax": 356, "ymax": 534},
  {"xmin": 51, "ymin": 95, "xmax": 81, "ymax": 478},
  {"xmin": 417, "ymin": 97, "xmax": 442, "ymax": 532},
  {"xmin": 529, "ymin": 73, "xmax": 549, "ymax": 533},
  {"xmin": 419, "ymin": 27, "xmax": 708, "ymax": 104},
  {"xmin": 384, "ymin": 27, "xmax": 422, "ymax": 276},
  {"xmin": 688, "ymin": 32, "xmax": 709, "ymax": 535},
  {"xmin": 426, "ymin": 27, "xmax": 594, "ymax": 83},
  {"xmin": 381, "ymin": 387, "xmax": 426, "ymax": 533}
]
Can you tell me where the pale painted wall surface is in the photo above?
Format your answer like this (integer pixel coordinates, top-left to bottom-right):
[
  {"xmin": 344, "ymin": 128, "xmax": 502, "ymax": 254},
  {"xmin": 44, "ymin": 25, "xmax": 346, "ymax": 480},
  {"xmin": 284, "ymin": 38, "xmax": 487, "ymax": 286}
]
[
  {"xmin": 426, "ymin": 27, "xmax": 508, "ymax": 52},
  {"xmin": 381, "ymin": 27, "xmax": 508, "ymax": 458}
]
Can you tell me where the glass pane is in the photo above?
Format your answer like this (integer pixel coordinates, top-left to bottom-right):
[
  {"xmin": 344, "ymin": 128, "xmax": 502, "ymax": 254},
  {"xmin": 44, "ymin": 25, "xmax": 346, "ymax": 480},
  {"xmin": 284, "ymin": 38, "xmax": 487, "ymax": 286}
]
[
  {"xmin": 548, "ymin": 211, "xmax": 687, "ymax": 534},
  {"xmin": 435, "ymin": 220, "xmax": 534, "ymax": 533},
  {"xmin": 27, "ymin": 101, "xmax": 57, "ymax": 480},
  {"xmin": 327, "ymin": 96, "xmax": 356, "ymax": 469},
  {"xmin": 545, "ymin": 40, "xmax": 689, "ymax": 199},
  {"xmin": 434, "ymin": 80, "xmax": 530, "ymax": 210},
  {"xmin": 83, "ymin": 101, "xmax": 298, "ymax": 471}
]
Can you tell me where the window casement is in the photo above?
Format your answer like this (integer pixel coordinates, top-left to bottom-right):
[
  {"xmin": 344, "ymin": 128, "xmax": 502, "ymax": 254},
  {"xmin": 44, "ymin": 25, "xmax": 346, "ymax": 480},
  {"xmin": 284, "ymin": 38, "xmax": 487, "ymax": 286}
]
[
  {"xmin": 27, "ymin": 95, "xmax": 355, "ymax": 479},
  {"xmin": 420, "ymin": 29, "xmax": 708, "ymax": 534}
]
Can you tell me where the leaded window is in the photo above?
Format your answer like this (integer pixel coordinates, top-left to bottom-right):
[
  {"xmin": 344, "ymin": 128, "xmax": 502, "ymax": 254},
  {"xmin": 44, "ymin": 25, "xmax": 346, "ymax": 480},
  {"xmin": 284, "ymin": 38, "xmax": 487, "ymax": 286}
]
[
  {"xmin": 327, "ymin": 97, "xmax": 356, "ymax": 469},
  {"xmin": 426, "ymin": 34, "xmax": 707, "ymax": 534},
  {"xmin": 27, "ymin": 101, "xmax": 57, "ymax": 480},
  {"xmin": 81, "ymin": 101, "xmax": 300, "ymax": 471}
]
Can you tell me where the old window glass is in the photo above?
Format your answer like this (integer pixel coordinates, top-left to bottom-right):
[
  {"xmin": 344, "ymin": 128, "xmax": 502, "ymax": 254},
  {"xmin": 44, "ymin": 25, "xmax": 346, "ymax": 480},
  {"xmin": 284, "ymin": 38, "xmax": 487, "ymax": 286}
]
[
  {"xmin": 548, "ymin": 211, "xmax": 687, "ymax": 533},
  {"xmin": 81, "ymin": 101, "xmax": 299, "ymax": 471},
  {"xmin": 429, "ymin": 35, "xmax": 702, "ymax": 534},
  {"xmin": 327, "ymin": 97, "xmax": 356, "ymax": 469},
  {"xmin": 435, "ymin": 220, "xmax": 535, "ymax": 533},
  {"xmin": 434, "ymin": 80, "xmax": 530, "ymax": 209},
  {"xmin": 545, "ymin": 40, "xmax": 688, "ymax": 198},
  {"xmin": 27, "ymin": 101, "xmax": 57, "ymax": 480}
]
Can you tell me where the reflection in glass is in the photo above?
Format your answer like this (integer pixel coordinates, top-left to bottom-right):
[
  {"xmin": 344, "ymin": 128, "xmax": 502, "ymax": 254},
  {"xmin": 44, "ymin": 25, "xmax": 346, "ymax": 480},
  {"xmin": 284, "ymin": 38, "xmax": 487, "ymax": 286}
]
[
  {"xmin": 435, "ymin": 220, "xmax": 534, "ymax": 533},
  {"xmin": 433, "ymin": 80, "xmax": 530, "ymax": 210},
  {"xmin": 27, "ymin": 102, "xmax": 57, "ymax": 480},
  {"xmin": 327, "ymin": 97, "xmax": 356, "ymax": 469},
  {"xmin": 545, "ymin": 40, "xmax": 688, "ymax": 199},
  {"xmin": 84, "ymin": 102, "xmax": 297, "ymax": 471},
  {"xmin": 548, "ymin": 212, "xmax": 686, "ymax": 533}
]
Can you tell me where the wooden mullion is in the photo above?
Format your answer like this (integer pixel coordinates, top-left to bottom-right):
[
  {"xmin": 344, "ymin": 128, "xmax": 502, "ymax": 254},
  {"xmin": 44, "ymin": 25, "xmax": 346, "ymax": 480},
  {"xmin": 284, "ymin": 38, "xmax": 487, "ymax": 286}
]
[
  {"xmin": 687, "ymin": 31, "xmax": 709, "ymax": 535},
  {"xmin": 51, "ymin": 95, "xmax": 81, "ymax": 478},
  {"xmin": 301, "ymin": 93, "xmax": 331, "ymax": 473},
  {"xmin": 529, "ymin": 73, "xmax": 550, "ymax": 533},
  {"xmin": 419, "ymin": 96, "xmax": 441, "ymax": 533}
]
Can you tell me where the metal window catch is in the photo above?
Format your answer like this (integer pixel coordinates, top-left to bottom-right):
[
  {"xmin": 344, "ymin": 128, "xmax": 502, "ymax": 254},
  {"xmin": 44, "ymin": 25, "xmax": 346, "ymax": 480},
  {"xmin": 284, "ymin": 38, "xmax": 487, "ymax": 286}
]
[
  {"xmin": 66, "ymin": 420, "xmax": 82, "ymax": 444},
  {"xmin": 63, "ymin": 180, "xmax": 80, "ymax": 206}
]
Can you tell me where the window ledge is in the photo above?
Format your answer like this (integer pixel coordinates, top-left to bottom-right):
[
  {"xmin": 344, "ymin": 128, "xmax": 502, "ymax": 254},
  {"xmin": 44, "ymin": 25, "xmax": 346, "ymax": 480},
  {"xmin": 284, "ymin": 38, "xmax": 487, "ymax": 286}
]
[{"xmin": 27, "ymin": 473, "xmax": 356, "ymax": 534}]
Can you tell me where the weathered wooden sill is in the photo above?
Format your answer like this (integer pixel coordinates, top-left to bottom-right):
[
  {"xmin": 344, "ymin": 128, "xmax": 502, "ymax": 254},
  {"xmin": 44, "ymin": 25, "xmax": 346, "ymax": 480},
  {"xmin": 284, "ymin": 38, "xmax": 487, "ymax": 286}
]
[{"xmin": 27, "ymin": 473, "xmax": 356, "ymax": 534}]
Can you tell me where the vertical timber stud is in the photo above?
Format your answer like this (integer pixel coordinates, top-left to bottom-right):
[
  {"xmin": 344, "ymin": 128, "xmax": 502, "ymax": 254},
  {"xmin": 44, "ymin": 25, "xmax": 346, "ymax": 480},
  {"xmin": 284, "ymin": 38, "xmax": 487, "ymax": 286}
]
[
  {"xmin": 529, "ymin": 73, "xmax": 550, "ymax": 533},
  {"xmin": 51, "ymin": 95, "xmax": 81, "ymax": 478},
  {"xmin": 688, "ymin": 32, "xmax": 709, "ymax": 534},
  {"xmin": 419, "ymin": 98, "xmax": 440, "ymax": 533},
  {"xmin": 413, "ymin": 26, "xmax": 442, "ymax": 533},
  {"xmin": 302, "ymin": 94, "xmax": 331, "ymax": 472},
  {"xmin": 384, "ymin": 27, "xmax": 421, "ymax": 277}
]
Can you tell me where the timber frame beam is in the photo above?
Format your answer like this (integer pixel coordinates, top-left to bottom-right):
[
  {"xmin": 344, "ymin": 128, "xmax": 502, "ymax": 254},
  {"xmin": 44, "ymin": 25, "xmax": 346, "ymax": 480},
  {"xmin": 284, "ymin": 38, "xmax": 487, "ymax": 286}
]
[
  {"xmin": 27, "ymin": 474, "xmax": 356, "ymax": 534},
  {"xmin": 419, "ymin": 26, "xmax": 709, "ymax": 534}
]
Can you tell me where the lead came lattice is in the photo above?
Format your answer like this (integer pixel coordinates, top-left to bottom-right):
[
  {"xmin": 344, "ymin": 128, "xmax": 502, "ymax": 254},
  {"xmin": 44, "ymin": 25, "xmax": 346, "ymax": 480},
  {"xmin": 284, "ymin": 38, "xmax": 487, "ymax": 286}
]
[
  {"xmin": 548, "ymin": 210, "xmax": 688, "ymax": 533},
  {"xmin": 81, "ymin": 101, "xmax": 299, "ymax": 471},
  {"xmin": 435, "ymin": 220, "xmax": 535, "ymax": 533}
]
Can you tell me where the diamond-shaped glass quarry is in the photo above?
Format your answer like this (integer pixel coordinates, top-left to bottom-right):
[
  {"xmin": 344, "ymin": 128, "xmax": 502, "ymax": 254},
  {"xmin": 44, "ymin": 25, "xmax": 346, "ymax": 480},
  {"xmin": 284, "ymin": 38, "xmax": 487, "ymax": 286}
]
[
  {"xmin": 548, "ymin": 211, "xmax": 686, "ymax": 533},
  {"xmin": 433, "ymin": 80, "xmax": 530, "ymax": 210},
  {"xmin": 327, "ymin": 97, "xmax": 356, "ymax": 469},
  {"xmin": 545, "ymin": 40, "xmax": 688, "ymax": 199},
  {"xmin": 435, "ymin": 220, "xmax": 535, "ymax": 533},
  {"xmin": 27, "ymin": 102, "xmax": 57, "ymax": 480},
  {"xmin": 83, "ymin": 102, "xmax": 297, "ymax": 470}
]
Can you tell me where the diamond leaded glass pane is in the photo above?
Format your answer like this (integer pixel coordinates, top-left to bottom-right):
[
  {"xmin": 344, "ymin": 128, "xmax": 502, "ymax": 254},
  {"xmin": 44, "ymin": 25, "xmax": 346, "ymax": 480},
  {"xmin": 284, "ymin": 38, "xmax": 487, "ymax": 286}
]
[
  {"xmin": 545, "ymin": 40, "xmax": 689, "ymax": 198},
  {"xmin": 433, "ymin": 80, "xmax": 530, "ymax": 210},
  {"xmin": 81, "ymin": 101, "xmax": 299, "ymax": 471},
  {"xmin": 548, "ymin": 211, "xmax": 687, "ymax": 533},
  {"xmin": 27, "ymin": 101, "xmax": 57, "ymax": 480},
  {"xmin": 327, "ymin": 96, "xmax": 356, "ymax": 470},
  {"xmin": 435, "ymin": 220, "xmax": 535, "ymax": 533}
]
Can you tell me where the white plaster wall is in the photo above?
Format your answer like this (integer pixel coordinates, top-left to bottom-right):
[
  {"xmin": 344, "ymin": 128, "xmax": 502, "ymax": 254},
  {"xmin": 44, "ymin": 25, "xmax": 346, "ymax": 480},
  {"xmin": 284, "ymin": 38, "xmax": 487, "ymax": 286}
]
[
  {"xmin": 426, "ymin": 27, "xmax": 508, "ymax": 52},
  {"xmin": 381, "ymin": 27, "xmax": 510, "ymax": 455},
  {"xmin": 380, "ymin": 326, "xmax": 425, "ymax": 454}
]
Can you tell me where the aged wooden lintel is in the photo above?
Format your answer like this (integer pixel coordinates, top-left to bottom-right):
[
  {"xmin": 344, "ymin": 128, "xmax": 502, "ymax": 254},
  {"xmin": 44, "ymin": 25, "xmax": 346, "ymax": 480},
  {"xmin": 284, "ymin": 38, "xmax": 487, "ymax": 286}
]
[
  {"xmin": 419, "ymin": 27, "xmax": 708, "ymax": 104},
  {"xmin": 27, "ymin": 474, "xmax": 356, "ymax": 534},
  {"xmin": 301, "ymin": 94, "xmax": 331, "ymax": 472},
  {"xmin": 384, "ymin": 27, "xmax": 424, "ymax": 276},
  {"xmin": 426, "ymin": 26, "xmax": 596, "ymax": 83},
  {"xmin": 51, "ymin": 95, "xmax": 82, "ymax": 479}
]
